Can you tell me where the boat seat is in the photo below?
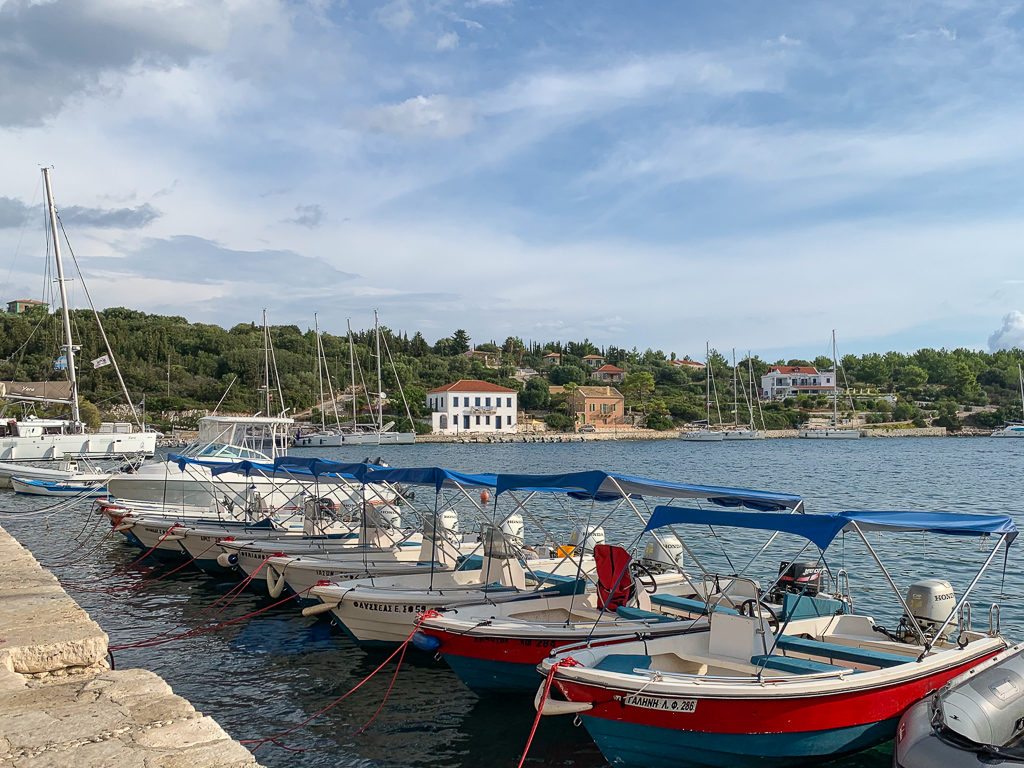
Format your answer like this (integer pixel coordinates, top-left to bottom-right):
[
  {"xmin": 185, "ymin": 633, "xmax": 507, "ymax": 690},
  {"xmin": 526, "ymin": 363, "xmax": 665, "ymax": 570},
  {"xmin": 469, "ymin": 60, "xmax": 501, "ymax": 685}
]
[
  {"xmin": 529, "ymin": 572, "xmax": 588, "ymax": 596},
  {"xmin": 774, "ymin": 635, "xmax": 910, "ymax": 668},
  {"xmin": 594, "ymin": 654, "xmax": 652, "ymax": 674},
  {"xmin": 650, "ymin": 594, "xmax": 738, "ymax": 616},
  {"xmin": 751, "ymin": 654, "xmax": 848, "ymax": 675},
  {"xmin": 615, "ymin": 605, "xmax": 679, "ymax": 623}
]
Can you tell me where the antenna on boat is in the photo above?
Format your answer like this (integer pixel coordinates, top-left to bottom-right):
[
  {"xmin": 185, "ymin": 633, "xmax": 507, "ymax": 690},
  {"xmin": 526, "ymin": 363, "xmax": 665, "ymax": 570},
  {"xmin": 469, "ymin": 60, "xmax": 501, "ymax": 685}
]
[{"xmin": 41, "ymin": 167, "xmax": 81, "ymax": 428}]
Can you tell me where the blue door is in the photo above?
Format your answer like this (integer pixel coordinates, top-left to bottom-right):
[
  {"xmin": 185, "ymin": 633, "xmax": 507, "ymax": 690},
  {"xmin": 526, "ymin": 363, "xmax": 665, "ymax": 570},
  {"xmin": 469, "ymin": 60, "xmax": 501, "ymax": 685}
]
[
  {"xmin": 496, "ymin": 415, "xmax": 502, "ymax": 429},
  {"xmin": 464, "ymin": 415, "xmax": 470, "ymax": 430}
]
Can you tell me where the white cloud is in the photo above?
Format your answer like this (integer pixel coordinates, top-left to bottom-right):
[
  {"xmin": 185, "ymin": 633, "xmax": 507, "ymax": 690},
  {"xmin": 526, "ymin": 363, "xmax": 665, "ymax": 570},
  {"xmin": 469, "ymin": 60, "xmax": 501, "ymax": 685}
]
[
  {"xmin": 989, "ymin": 312, "xmax": 1024, "ymax": 351},
  {"xmin": 436, "ymin": 31, "xmax": 459, "ymax": 51},
  {"xmin": 353, "ymin": 94, "xmax": 475, "ymax": 138},
  {"xmin": 375, "ymin": 0, "xmax": 414, "ymax": 31}
]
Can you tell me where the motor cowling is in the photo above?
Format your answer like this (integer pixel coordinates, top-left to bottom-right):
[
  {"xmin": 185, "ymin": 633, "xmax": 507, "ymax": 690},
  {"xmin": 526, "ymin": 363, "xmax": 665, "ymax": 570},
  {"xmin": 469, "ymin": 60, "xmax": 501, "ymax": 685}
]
[
  {"xmin": 216, "ymin": 552, "xmax": 238, "ymax": 568},
  {"xmin": 642, "ymin": 533, "xmax": 685, "ymax": 572},
  {"xmin": 569, "ymin": 525, "xmax": 605, "ymax": 553},
  {"xmin": 904, "ymin": 578, "xmax": 956, "ymax": 637},
  {"xmin": 499, "ymin": 513, "xmax": 525, "ymax": 546}
]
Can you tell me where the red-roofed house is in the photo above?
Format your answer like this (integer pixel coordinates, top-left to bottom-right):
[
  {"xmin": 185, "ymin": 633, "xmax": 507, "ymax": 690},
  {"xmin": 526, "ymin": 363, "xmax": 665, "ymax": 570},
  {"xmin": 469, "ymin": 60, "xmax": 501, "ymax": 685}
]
[
  {"xmin": 761, "ymin": 366, "xmax": 837, "ymax": 401},
  {"xmin": 582, "ymin": 354, "xmax": 605, "ymax": 369},
  {"xmin": 670, "ymin": 359, "xmax": 706, "ymax": 369},
  {"xmin": 591, "ymin": 363, "xmax": 625, "ymax": 384},
  {"xmin": 427, "ymin": 379, "xmax": 518, "ymax": 434}
]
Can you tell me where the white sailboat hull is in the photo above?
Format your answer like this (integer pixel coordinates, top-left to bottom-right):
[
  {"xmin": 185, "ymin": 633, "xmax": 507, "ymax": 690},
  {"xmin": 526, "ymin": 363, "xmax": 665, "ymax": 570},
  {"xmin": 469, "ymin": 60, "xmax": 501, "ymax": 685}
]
[
  {"xmin": 0, "ymin": 432, "xmax": 156, "ymax": 463},
  {"xmin": 294, "ymin": 430, "xmax": 415, "ymax": 447},
  {"xmin": 678, "ymin": 430, "xmax": 724, "ymax": 442},
  {"xmin": 722, "ymin": 429, "xmax": 766, "ymax": 441},
  {"xmin": 991, "ymin": 424, "xmax": 1024, "ymax": 437}
]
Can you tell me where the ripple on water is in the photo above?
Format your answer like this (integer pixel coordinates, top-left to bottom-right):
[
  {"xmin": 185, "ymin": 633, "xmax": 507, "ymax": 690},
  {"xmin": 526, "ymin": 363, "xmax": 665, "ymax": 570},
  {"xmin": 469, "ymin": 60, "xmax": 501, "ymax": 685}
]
[{"xmin": 3, "ymin": 437, "xmax": 1022, "ymax": 767}]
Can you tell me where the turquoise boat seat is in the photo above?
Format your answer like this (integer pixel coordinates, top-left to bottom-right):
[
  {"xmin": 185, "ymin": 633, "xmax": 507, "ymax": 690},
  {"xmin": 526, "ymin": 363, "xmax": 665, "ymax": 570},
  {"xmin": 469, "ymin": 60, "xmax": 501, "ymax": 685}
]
[
  {"xmin": 529, "ymin": 571, "xmax": 588, "ymax": 596},
  {"xmin": 594, "ymin": 654, "xmax": 652, "ymax": 674},
  {"xmin": 615, "ymin": 605, "xmax": 678, "ymax": 623},
  {"xmin": 650, "ymin": 594, "xmax": 739, "ymax": 616},
  {"xmin": 751, "ymin": 654, "xmax": 847, "ymax": 675},
  {"xmin": 774, "ymin": 635, "xmax": 910, "ymax": 668}
]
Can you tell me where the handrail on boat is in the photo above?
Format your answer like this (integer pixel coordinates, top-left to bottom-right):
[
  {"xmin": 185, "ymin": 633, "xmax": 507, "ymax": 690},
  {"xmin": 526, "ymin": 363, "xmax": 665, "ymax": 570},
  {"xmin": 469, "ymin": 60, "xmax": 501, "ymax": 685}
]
[
  {"xmin": 990, "ymin": 603, "xmax": 1001, "ymax": 636},
  {"xmin": 628, "ymin": 666, "xmax": 854, "ymax": 684}
]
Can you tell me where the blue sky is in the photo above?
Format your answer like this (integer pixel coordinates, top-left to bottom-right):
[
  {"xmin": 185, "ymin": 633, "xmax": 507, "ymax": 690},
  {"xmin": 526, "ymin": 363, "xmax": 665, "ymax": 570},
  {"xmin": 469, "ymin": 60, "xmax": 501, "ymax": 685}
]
[{"xmin": 2, "ymin": 0, "xmax": 1024, "ymax": 361}]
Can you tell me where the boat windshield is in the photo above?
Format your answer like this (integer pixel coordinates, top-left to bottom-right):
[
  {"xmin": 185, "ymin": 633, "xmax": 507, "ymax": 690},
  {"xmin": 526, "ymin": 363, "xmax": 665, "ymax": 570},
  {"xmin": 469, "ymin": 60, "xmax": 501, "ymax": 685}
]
[{"xmin": 180, "ymin": 418, "xmax": 290, "ymax": 461}]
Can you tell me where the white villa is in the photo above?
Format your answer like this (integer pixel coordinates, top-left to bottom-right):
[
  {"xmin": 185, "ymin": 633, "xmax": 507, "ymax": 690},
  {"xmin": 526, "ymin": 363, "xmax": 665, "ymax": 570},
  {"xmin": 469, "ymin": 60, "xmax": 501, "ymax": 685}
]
[
  {"xmin": 761, "ymin": 365, "xmax": 837, "ymax": 401},
  {"xmin": 428, "ymin": 379, "xmax": 518, "ymax": 434}
]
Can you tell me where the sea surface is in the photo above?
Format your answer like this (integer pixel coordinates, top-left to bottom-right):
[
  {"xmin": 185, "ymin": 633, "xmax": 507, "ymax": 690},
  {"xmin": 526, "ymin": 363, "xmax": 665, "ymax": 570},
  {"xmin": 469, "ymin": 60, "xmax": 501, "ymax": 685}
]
[{"xmin": 3, "ymin": 437, "xmax": 1023, "ymax": 767}]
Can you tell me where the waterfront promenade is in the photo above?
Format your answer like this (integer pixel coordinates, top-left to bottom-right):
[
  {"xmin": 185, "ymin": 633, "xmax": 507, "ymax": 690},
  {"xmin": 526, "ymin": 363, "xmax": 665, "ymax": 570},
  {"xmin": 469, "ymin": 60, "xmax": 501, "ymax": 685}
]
[{"xmin": 0, "ymin": 523, "xmax": 261, "ymax": 768}]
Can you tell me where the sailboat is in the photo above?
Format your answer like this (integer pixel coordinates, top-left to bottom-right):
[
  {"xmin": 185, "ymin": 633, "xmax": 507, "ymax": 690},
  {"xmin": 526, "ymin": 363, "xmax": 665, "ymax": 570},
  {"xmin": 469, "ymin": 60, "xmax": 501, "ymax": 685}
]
[
  {"xmin": 294, "ymin": 311, "xmax": 415, "ymax": 446},
  {"xmin": 679, "ymin": 342, "xmax": 723, "ymax": 441},
  {"xmin": 0, "ymin": 169, "xmax": 156, "ymax": 462},
  {"xmin": 722, "ymin": 349, "xmax": 766, "ymax": 440},
  {"xmin": 798, "ymin": 330, "xmax": 860, "ymax": 439},
  {"xmin": 991, "ymin": 363, "xmax": 1024, "ymax": 437}
]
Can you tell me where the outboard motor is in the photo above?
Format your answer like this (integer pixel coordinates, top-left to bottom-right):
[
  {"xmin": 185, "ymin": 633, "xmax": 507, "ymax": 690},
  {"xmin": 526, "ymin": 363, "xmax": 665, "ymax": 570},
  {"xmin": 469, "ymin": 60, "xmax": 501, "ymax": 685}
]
[
  {"xmin": 769, "ymin": 560, "xmax": 824, "ymax": 603},
  {"xmin": 303, "ymin": 496, "xmax": 337, "ymax": 536},
  {"xmin": 480, "ymin": 525, "xmax": 526, "ymax": 589},
  {"xmin": 569, "ymin": 525, "xmax": 605, "ymax": 554},
  {"xmin": 499, "ymin": 513, "xmax": 525, "ymax": 546},
  {"xmin": 642, "ymin": 533, "xmax": 685, "ymax": 573},
  {"xmin": 902, "ymin": 579, "xmax": 956, "ymax": 641},
  {"xmin": 418, "ymin": 510, "xmax": 461, "ymax": 566}
]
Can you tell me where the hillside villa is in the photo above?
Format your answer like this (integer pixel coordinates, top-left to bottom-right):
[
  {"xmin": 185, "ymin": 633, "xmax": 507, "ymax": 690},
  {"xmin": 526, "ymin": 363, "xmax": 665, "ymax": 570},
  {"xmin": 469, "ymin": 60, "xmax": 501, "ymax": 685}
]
[{"xmin": 427, "ymin": 379, "xmax": 518, "ymax": 434}]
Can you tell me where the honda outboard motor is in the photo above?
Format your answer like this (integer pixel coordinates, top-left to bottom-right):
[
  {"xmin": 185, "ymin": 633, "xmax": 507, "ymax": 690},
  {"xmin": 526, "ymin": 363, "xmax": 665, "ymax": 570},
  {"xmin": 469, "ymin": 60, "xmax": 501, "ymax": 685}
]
[
  {"xmin": 569, "ymin": 525, "xmax": 605, "ymax": 554},
  {"xmin": 902, "ymin": 578, "xmax": 956, "ymax": 641},
  {"xmin": 642, "ymin": 532, "xmax": 685, "ymax": 573}
]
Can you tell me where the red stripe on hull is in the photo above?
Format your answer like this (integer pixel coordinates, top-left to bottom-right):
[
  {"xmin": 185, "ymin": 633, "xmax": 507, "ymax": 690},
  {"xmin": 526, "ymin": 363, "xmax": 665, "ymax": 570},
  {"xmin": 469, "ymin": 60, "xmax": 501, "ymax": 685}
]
[
  {"xmin": 423, "ymin": 628, "xmax": 568, "ymax": 665},
  {"xmin": 555, "ymin": 650, "xmax": 1000, "ymax": 734}
]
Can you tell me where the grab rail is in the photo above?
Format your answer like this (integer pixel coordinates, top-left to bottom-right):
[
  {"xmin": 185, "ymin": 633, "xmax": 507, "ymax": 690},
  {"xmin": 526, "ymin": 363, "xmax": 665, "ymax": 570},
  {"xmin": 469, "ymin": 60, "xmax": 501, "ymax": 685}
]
[
  {"xmin": 990, "ymin": 603, "xmax": 1001, "ymax": 636},
  {"xmin": 957, "ymin": 602, "xmax": 972, "ymax": 647}
]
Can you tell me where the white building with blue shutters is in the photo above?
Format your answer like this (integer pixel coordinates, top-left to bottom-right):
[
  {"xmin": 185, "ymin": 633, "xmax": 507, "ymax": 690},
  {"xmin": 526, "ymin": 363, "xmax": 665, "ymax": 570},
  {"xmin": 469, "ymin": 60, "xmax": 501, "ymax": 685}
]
[{"xmin": 427, "ymin": 379, "xmax": 518, "ymax": 434}]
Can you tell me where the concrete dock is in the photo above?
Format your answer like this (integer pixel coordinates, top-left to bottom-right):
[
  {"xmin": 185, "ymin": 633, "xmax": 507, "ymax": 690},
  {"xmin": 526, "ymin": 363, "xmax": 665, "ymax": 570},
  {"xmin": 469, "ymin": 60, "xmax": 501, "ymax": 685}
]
[{"xmin": 0, "ymin": 523, "xmax": 262, "ymax": 768}]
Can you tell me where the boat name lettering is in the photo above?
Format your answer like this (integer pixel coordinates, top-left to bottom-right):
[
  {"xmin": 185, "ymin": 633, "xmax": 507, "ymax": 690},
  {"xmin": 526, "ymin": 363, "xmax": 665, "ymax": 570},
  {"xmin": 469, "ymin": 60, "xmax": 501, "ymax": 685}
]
[
  {"xmin": 352, "ymin": 601, "xmax": 428, "ymax": 613},
  {"xmin": 622, "ymin": 695, "xmax": 697, "ymax": 713}
]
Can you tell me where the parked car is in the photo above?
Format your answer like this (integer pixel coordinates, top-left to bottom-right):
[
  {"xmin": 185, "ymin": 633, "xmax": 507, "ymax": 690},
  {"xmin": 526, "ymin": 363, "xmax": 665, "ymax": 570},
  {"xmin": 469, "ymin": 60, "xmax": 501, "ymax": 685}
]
[{"xmin": 578, "ymin": 424, "xmax": 596, "ymax": 433}]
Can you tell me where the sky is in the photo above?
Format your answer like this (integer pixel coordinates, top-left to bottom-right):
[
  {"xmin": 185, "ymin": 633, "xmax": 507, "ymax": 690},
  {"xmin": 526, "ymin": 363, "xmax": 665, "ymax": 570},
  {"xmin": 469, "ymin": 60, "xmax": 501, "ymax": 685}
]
[{"xmin": 2, "ymin": 0, "xmax": 1024, "ymax": 362}]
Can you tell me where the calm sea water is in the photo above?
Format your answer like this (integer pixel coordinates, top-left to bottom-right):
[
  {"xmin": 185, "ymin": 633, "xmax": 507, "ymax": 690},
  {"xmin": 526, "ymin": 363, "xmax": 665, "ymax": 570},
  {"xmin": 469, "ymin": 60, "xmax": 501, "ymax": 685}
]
[{"xmin": 3, "ymin": 437, "xmax": 1023, "ymax": 767}]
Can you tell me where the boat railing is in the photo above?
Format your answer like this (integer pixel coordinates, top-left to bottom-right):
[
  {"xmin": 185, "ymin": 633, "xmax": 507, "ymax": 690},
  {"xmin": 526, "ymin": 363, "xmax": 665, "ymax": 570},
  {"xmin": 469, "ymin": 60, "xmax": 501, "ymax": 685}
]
[
  {"xmin": 989, "ymin": 603, "xmax": 1001, "ymax": 636},
  {"xmin": 701, "ymin": 573, "xmax": 760, "ymax": 611},
  {"xmin": 836, "ymin": 568, "xmax": 853, "ymax": 612},
  {"xmin": 957, "ymin": 602, "xmax": 972, "ymax": 645}
]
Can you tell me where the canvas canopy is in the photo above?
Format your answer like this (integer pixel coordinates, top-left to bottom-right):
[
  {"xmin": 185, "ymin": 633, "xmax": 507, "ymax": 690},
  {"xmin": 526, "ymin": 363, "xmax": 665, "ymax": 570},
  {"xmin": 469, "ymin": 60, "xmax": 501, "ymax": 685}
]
[
  {"xmin": 496, "ymin": 470, "xmax": 802, "ymax": 511},
  {"xmin": 644, "ymin": 507, "xmax": 1018, "ymax": 550}
]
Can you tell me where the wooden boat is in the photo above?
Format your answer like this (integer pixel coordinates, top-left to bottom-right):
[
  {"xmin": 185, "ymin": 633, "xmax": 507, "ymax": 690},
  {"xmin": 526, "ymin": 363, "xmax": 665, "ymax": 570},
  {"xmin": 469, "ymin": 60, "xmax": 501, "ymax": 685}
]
[{"xmin": 534, "ymin": 508, "xmax": 1016, "ymax": 767}]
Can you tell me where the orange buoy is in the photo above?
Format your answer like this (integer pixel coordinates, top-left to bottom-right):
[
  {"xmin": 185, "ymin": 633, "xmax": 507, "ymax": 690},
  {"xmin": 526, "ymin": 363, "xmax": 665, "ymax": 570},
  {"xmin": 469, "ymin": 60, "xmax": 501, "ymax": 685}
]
[{"xmin": 480, "ymin": 489, "xmax": 491, "ymax": 504}]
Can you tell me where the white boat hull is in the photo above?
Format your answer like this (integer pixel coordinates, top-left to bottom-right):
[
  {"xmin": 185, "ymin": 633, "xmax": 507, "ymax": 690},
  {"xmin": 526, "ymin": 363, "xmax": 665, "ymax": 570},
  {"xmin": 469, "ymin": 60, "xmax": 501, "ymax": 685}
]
[
  {"xmin": 991, "ymin": 424, "xmax": 1024, "ymax": 437},
  {"xmin": 293, "ymin": 431, "xmax": 415, "ymax": 447},
  {"xmin": 678, "ymin": 430, "xmax": 724, "ymax": 442},
  {"xmin": 722, "ymin": 429, "xmax": 766, "ymax": 441},
  {"xmin": 0, "ymin": 432, "xmax": 156, "ymax": 462},
  {"xmin": 10, "ymin": 477, "xmax": 107, "ymax": 497},
  {"xmin": 0, "ymin": 461, "xmax": 108, "ymax": 489}
]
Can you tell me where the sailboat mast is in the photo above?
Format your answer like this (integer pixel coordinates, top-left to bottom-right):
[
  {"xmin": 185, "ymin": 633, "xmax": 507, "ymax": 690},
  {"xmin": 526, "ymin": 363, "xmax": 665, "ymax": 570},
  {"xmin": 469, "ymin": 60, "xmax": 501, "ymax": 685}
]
[
  {"xmin": 314, "ymin": 313, "xmax": 325, "ymax": 431},
  {"xmin": 705, "ymin": 341, "xmax": 711, "ymax": 426},
  {"xmin": 348, "ymin": 319, "xmax": 357, "ymax": 427},
  {"xmin": 41, "ymin": 168, "xmax": 81, "ymax": 426},
  {"xmin": 747, "ymin": 351, "xmax": 756, "ymax": 430},
  {"xmin": 374, "ymin": 310, "xmax": 383, "ymax": 431},
  {"xmin": 732, "ymin": 348, "xmax": 738, "ymax": 427},
  {"xmin": 1018, "ymin": 363, "xmax": 1023, "ymax": 420},
  {"xmin": 263, "ymin": 309, "xmax": 271, "ymax": 416},
  {"xmin": 832, "ymin": 329, "xmax": 839, "ymax": 427}
]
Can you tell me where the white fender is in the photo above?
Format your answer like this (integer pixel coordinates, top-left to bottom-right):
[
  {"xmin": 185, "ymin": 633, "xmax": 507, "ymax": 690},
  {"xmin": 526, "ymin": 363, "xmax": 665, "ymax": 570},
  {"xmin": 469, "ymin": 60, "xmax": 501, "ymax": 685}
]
[
  {"xmin": 534, "ymin": 679, "xmax": 594, "ymax": 716},
  {"xmin": 301, "ymin": 601, "xmax": 339, "ymax": 617},
  {"xmin": 266, "ymin": 564, "xmax": 286, "ymax": 599},
  {"xmin": 113, "ymin": 521, "xmax": 136, "ymax": 532}
]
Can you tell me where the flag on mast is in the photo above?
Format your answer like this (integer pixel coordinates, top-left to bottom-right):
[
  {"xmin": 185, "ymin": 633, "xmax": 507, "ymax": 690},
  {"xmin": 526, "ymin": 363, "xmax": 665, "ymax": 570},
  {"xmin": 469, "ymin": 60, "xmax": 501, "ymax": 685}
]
[{"xmin": 92, "ymin": 355, "xmax": 111, "ymax": 368}]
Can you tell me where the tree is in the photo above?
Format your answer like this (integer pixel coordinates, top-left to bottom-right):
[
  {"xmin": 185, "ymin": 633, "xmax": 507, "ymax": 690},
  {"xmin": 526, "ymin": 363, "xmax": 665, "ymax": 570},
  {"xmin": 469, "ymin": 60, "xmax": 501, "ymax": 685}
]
[
  {"xmin": 951, "ymin": 362, "xmax": 983, "ymax": 403},
  {"xmin": 812, "ymin": 356, "xmax": 833, "ymax": 372},
  {"xmin": 549, "ymin": 365, "xmax": 588, "ymax": 386},
  {"xmin": 933, "ymin": 400, "xmax": 961, "ymax": 431},
  {"xmin": 895, "ymin": 365, "xmax": 928, "ymax": 391},
  {"xmin": 520, "ymin": 377, "xmax": 550, "ymax": 410},
  {"xmin": 645, "ymin": 413, "xmax": 674, "ymax": 430},
  {"xmin": 78, "ymin": 398, "xmax": 102, "ymax": 430},
  {"xmin": 451, "ymin": 329, "xmax": 471, "ymax": 354},
  {"xmin": 623, "ymin": 371, "xmax": 655, "ymax": 415},
  {"xmin": 544, "ymin": 413, "xmax": 573, "ymax": 431}
]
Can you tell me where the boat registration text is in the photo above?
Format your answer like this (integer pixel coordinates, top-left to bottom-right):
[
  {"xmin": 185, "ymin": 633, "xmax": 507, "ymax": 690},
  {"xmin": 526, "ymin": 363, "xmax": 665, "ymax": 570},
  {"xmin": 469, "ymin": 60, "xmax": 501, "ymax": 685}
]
[{"xmin": 622, "ymin": 695, "xmax": 698, "ymax": 713}]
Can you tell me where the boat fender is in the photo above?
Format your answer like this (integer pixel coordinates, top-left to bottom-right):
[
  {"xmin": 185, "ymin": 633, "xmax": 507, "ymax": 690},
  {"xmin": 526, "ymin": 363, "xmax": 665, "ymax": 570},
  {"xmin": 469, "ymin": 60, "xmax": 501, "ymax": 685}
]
[
  {"xmin": 411, "ymin": 632, "xmax": 441, "ymax": 653},
  {"xmin": 216, "ymin": 552, "xmax": 238, "ymax": 568},
  {"xmin": 266, "ymin": 564, "xmax": 286, "ymax": 599},
  {"xmin": 301, "ymin": 601, "xmax": 338, "ymax": 618},
  {"xmin": 113, "ymin": 521, "xmax": 136, "ymax": 532},
  {"xmin": 534, "ymin": 684, "xmax": 594, "ymax": 716}
]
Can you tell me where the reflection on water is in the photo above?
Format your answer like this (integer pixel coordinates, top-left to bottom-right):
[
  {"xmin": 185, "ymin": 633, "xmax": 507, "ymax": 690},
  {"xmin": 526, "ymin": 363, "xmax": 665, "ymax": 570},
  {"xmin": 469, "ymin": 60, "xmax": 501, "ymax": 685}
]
[{"xmin": 4, "ymin": 437, "xmax": 1024, "ymax": 767}]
